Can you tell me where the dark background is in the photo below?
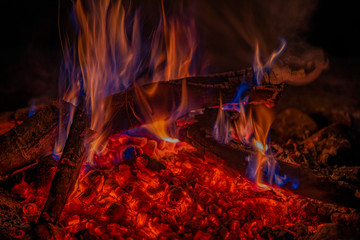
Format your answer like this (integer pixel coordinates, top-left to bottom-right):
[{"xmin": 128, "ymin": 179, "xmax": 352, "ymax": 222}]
[{"xmin": 1, "ymin": 0, "xmax": 359, "ymax": 119}]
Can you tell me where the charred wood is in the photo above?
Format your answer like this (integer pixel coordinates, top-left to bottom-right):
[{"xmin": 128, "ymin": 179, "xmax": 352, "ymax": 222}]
[
  {"xmin": 179, "ymin": 108, "xmax": 360, "ymax": 209},
  {"xmin": 0, "ymin": 105, "xmax": 59, "ymax": 179},
  {"xmin": 35, "ymin": 100, "xmax": 88, "ymax": 238},
  {"xmin": 110, "ymin": 69, "xmax": 285, "ymax": 133},
  {"xmin": 0, "ymin": 68, "xmax": 285, "ymax": 178}
]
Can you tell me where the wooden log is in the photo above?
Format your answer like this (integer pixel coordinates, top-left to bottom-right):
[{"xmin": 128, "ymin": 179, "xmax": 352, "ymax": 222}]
[
  {"xmin": 0, "ymin": 105, "xmax": 59, "ymax": 178},
  {"xmin": 179, "ymin": 108, "xmax": 360, "ymax": 209},
  {"xmin": 0, "ymin": 68, "xmax": 282, "ymax": 178},
  {"xmin": 110, "ymin": 69, "xmax": 285, "ymax": 132},
  {"xmin": 37, "ymin": 99, "xmax": 88, "ymax": 226}
]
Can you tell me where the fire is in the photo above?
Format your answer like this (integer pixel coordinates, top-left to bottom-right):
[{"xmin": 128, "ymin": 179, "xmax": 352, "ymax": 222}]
[
  {"xmin": 56, "ymin": 0, "xmax": 203, "ymax": 163},
  {"xmin": 212, "ymin": 39, "xmax": 287, "ymax": 186},
  {"xmin": 247, "ymin": 105, "xmax": 278, "ymax": 185},
  {"xmin": 150, "ymin": 0, "xmax": 199, "ymax": 83},
  {"xmin": 247, "ymin": 40, "xmax": 287, "ymax": 186},
  {"xmin": 253, "ymin": 39, "xmax": 286, "ymax": 86},
  {"xmin": 136, "ymin": 0, "xmax": 201, "ymax": 143},
  {"xmin": 12, "ymin": 131, "xmax": 326, "ymax": 239}
]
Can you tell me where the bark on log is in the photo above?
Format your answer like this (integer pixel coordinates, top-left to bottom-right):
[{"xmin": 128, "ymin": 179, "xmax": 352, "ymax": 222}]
[
  {"xmin": 110, "ymin": 69, "xmax": 285, "ymax": 133},
  {"xmin": 179, "ymin": 108, "xmax": 360, "ymax": 209},
  {"xmin": 0, "ymin": 105, "xmax": 59, "ymax": 178},
  {"xmin": 37, "ymin": 100, "xmax": 88, "ymax": 226},
  {"xmin": 0, "ymin": 68, "xmax": 283, "ymax": 178}
]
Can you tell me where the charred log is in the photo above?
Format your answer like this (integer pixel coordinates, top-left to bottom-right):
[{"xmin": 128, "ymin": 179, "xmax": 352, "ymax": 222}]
[
  {"xmin": 110, "ymin": 69, "xmax": 285, "ymax": 132},
  {"xmin": 35, "ymin": 100, "xmax": 88, "ymax": 238},
  {"xmin": 179, "ymin": 108, "xmax": 360, "ymax": 209},
  {"xmin": 0, "ymin": 69, "xmax": 284, "ymax": 178},
  {"xmin": 0, "ymin": 105, "xmax": 59, "ymax": 179}
]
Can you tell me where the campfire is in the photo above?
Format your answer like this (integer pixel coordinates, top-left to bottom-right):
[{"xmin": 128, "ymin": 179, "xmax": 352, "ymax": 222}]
[{"xmin": 1, "ymin": 0, "xmax": 360, "ymax": 239}]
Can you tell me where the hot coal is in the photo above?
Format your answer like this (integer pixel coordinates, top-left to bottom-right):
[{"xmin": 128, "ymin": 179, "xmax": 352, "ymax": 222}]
[{"xmin": 1, "ymin": 130, "xmax": 358, "ymax": 239}]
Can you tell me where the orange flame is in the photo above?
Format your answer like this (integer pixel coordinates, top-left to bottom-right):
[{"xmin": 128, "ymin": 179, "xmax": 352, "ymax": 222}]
[
  {"xmin": 232, "ymin": 104, "xmax": 253, "ymax": 145},
  {"xmin": 248, "ymin": 105, "xmax": 276, "ymax": 185},
  {"xmin": 135, "ymin": 0, "xmax": 201, "ymax": 142},
  {"xmin": 138, "ymin": 78, "xmax": 190, "ymax": 143},
  {"xmin": 74, "ymin": 0, "xmax": 144, "ymax": 162},
  {"xmin": 212, "ymin": 95, "xmax": 232, "ymax": 144},
  {"xmin": 212, "ymin": 39, "xmax": 286, "ymax": 185},
  {"xmin": 150, "ymin": 0, "xmax": 198, "ymax": 83},
  {"xmin": 248, "ymin": 39, "xmax": 286, "ymax": 185},
  {"xmin": 57, "ymin": 0, "xmax": 202, "ymax": 163}
]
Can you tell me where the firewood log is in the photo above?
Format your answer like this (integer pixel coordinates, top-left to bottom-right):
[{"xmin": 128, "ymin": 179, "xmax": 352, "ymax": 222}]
[
  {"xmin": 179, "ymin": 108, "xmax": 360, "ymax": 209},
  {"xmin": 0, "ymin": 68, "xmax": 285, "ymax": 179},
  {"xmin": 0, "ymin": 105, "xmax": 59, "ymax": 178},
  {"xmin": 110, "ymin": 69, "xmax": 285, "ymax": 132},
  {"xmin": 37, "ymin": 99, "xmax": 88, "ymax": 226}
]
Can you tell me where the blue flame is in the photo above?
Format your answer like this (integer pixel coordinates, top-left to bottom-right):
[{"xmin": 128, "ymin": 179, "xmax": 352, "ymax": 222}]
[
  {"xmin": 28, "ymin": 100, "xmax": 36, "ymax": 117},
  {"xmin": 253, "ymin": 38, "xmax": 287, "ymax": 86}
]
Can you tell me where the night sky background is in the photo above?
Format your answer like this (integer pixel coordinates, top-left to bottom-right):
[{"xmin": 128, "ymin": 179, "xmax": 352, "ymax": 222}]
[{"xmin": 1, "ymin": 0, "xmax": 359, "ymax": 123}]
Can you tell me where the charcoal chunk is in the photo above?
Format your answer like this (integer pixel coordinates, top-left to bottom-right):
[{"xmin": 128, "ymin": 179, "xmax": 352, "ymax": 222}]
[
  {"xmin": 271, "ymin": 108, "xmax": 318, "ymax": 143},
  {"xmin": 311, "ymin": 223, "xmax": 360, "ymax": 240},
  {"xmin": 260, "ymin": 226, "xmax": 294, "ymax": 240},
  {"xmin": 300, "ymin": 123, "xmax": 358, "ymax": 167}
]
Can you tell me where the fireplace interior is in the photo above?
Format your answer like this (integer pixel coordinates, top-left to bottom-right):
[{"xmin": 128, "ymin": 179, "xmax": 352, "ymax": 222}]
[{"xmin": 1, "ymin": 0, "xmax": 360, "ymax": 239}]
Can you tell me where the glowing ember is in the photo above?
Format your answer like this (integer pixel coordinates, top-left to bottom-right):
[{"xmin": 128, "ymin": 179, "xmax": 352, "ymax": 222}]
[{"xmin": 11, "ymin": 132, "xmax": 329, "ymax": 239}]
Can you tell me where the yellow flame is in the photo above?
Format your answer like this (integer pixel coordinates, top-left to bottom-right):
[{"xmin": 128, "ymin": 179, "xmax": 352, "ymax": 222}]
[
  {"xmin": 57, "ymin": 0, "xmax": 202, "ymax": 162},
  {"xmin": 136, "ymin": 0, "xmax": 199, "ymax": 142},
  {"xmin": 249, "ymin": 105, "xmax": 275, "ymax": 184},
  {"xmin": 140, "ymin": 79, "xmax": 190, "ymax": 142}
]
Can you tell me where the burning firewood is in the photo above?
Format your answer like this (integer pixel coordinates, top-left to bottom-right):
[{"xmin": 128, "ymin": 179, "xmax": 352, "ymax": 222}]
[
  {"xmin": 0, "ymin": 67, "xmax": 287, "ymax": 179},
  {"xmin": 0, "ymin": 105, "xmax": 60, "ymax": 179},
  {"xmin": 34, "ymin": 100, "xmax": 88, "ymax": 239},
  {"xmin": 110, "ymin": 68, "xmax": 287, "ymax": 132},
  {"xmin": 179, "ymin": 108, "xmax": 360, "ymax": 209}
]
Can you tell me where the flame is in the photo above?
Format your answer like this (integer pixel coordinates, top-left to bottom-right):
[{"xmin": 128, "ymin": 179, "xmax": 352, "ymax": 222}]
[
  {"xmin": 212, "ymin": 95, "xmax": 232, "ymax": 144},
  {"xmin": 134, "ymin": 0, "xmax": 201, "ymax": 142},
  {"xmin": 253, "ymin": 39, "xmax": 286, "ymax": 85},
  {"xmin": 247, "ymin": 40, "xmax": 287, "ymax": 185},
  {"xmin": 232, "ymin": 105, "xmax": 253, "ymax": 145},
  {"xmin": 246, "ymin": 105, "xmax": 277, "ymax": 185},
  {"xmin": 212, "ymin": 39, "xmax": 286, "ymax": 185},
  {"xmin": 75, "ymin": 0, "xmax": 143, "ymax": 162},
  {"xmin": 150, "ymin": 0, "xmax": 199, "ymax": 83},
  {"xmin": 139, "ymin": 78, "xmax": 190, "ymax": 143},
  {"xmin": 57, "ymin": 0, "xmax": 202, "ymax": 163}
]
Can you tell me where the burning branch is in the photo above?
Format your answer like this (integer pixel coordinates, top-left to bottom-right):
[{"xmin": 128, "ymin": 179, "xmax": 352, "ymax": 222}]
[
  {"xmin": 0, "ymin": 105, "xmax": 60, "ymax": 179},
  {"xmin": 110, "ymin": 68, "xmax": 286, "ymax": 133},
  {"xmin": 35, "ymin": 99, "xmax": 88, "ymax": 239},
  {"xmin": 179, "ymin": 108, "xmax": 360, "ymax": 209}
]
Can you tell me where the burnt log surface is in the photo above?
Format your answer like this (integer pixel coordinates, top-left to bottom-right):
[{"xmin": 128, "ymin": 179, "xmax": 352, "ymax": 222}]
[
  {"xmin": 0, "ymin": 105, "xmax": 59, "ymax": 178},
  {"xmin": 0, "ymin": 69, "xmax": 284, "ymax": 179},
  {"xmin": 36, "ymin": 100, "xmax": 88, "ymax": 227},
  {"xmin": 110, "ymin": 69, "xmax": 285, "ymax": 133},
  {"xmin": 179, "ymin": 108, "xmax": 360, "ymax": 209}
]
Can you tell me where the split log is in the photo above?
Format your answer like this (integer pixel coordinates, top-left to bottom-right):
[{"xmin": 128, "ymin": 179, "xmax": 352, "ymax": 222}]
[
  {"xmin": 110, "ymin": 69, "xmax": 285, "ymax": 132},
  {"xmin": 0, "ymin": 68, "xmax": 284, "ymax": 178},
  {"xmin": 0, "ymin": 105, "xmax": 59, "ymax": 178},
  {"xmin": 179, "ymin": 108, "xmax": 360, "ymax": 209},
  {"xmin": 35, "ymin": 100, "xmax": 88, "ymax": 238}
]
